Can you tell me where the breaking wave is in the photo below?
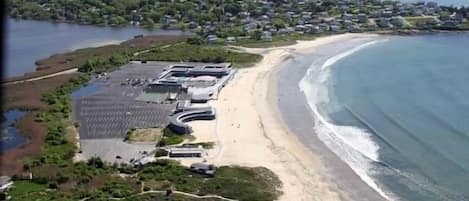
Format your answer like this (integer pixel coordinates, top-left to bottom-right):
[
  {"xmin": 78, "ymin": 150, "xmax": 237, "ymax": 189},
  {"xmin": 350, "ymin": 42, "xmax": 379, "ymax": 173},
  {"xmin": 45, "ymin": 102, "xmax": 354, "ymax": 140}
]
[{"xmin": 298, "ymin": 40, "xmax": 396, "ymax": 200}]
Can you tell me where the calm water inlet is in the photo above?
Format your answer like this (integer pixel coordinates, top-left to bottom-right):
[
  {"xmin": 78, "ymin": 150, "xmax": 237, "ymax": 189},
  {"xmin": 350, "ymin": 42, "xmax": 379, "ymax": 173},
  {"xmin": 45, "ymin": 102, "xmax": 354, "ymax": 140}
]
[
  {"xmin": 5, "ymin": 18, "xmax": 188, "ymax": 78},
  {"xmin": 0, "ymin": 110, "xmax": 29, "ymax": 154}
]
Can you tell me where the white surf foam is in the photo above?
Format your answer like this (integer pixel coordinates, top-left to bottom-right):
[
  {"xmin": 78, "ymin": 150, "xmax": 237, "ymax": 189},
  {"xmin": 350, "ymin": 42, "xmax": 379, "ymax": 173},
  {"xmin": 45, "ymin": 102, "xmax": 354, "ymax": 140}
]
[{"xmin": 298, "ymin": 39, "xmax": 396, "ymax": 200}]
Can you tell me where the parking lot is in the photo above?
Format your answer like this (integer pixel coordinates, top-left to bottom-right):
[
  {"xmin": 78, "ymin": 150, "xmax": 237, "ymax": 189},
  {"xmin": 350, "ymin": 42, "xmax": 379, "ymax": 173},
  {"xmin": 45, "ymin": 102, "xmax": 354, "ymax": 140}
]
[{"xmin": 73, "ymin": 62, "xmax": 177, "ymax": 139}]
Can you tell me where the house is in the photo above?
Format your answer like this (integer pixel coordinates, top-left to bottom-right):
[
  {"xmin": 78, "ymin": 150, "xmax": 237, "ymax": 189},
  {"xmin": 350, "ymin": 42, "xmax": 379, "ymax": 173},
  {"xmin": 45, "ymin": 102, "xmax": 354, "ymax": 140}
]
[
  {"xmin": 343, "ymin": 20, "xmax": 353, "ymax": 26},
  {"xmin": 369, "ymin": 11, "xmax": 381, "ymax": 18},
  {"xmin": 226, "ymin": 36, "xmax": 236, "ymax": 43},
  {"xmin": 322, "ymin": 17, "xmax": 335, "ymax": 24},
  {"xmin": 442, "ymin": 20, "xmax": 459, "ymax": 28},
  {"xmin": 377, "ymin": 18, "xmax": 392, "ymax": 28},
  {"xmin": 390, "ymin": 16, "xmax": 405, "ymax": 27},
  {"xmin": 318, "ymin": 23, "xmax": 330, "ymax": 32},
  {"xmin": 277, "ymin": 28, "xmax": 288, "ymax": 34},
  {"xmin": 268, "ymin": 28, "xmax": 278, "ymax": 34},
  {"xmin": 342, "ymin": 13, "xmax": 353, "ymax": 21},
  {"xmin": 188, "ymin": 21, "xmax": 199, "ymax": 29},
  {"xmin": 0, "ymin": 176, "xmax": 13, "ymax": 193},
  {"xmin": 347, "ymin": 24, "xmax": 361, "ymax": 33},
  {"xmin": 309, "ymin": 25, "xmax": 321, "ymax": 34},
  {"xmin": 260, "ymin": 31, "xmax": 273, "ymax": 41},
  {"xmin": 367, "ymin": 20, "xmax": 378, "ymax": 29},
  {"xmin": 295, "ymin": 25, "xmax": 305, "ymax": 31},
  {"xmin": 190, "ymin": 163, "xmax": 216, "ymax": 176},
  {"xmin": 451, "ymin": 13, "xmax": 465, "ymax": 23},
  {"xmin": 259, "ymin": 15, "xmax": 270, "ymax": 22},
  {"xmin": 206, "ymin": 35, "xmax": 218, "ymax": 44},
  {"xmin": 330, "ymin": 25, "xmax": 341, "ymax": 32},
  {"xmin": 358, "ymin": 13, "xmax": 368, "ymax": 23},
  {"xmin": 382, "ymin": 10, "xmax": 393, "ymax": 18}
]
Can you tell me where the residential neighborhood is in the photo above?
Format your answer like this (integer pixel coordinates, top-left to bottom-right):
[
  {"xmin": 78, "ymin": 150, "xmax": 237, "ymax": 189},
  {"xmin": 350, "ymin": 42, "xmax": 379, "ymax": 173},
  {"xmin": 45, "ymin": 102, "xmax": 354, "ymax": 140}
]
[{"xmin": 8, "ymin": 0, "xmax": 469, "ymax": 44}]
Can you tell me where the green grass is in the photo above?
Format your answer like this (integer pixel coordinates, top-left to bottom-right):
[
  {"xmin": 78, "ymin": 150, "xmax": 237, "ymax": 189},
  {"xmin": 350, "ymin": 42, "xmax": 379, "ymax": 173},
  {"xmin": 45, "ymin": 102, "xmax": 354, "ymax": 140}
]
[
  {"xmin": 9, "ymin": 181, "xmax": 47, "ymax": 201},
  {"xmin": 235, "ymin": 33, "xmax": 322, "ymax": 48},
  {"xmin": 404, "ymin": 16, "xmax": 439, "ymax": 27},
  {"xmin": 158, "ymin": 127, "xmax": 197, "ymax": 146},
  {"xmin": 158, "ymin": 128, "xmax": 185, "ymax": 146},
  {"xmin": 134, "ymin": 42, "xmax": 263, "ymax": 68},
  {"xmin": 137, "ymin": 160, "xmax": 281, "ymax": 201},
  {"xmin": 458, "ymin": 22, "xmax": 469, "ymax": 30},
  {"xmin": 122, "ymin": 193, "xmax": 225, "ymax": 201},
  {"xmin": 191, "ymin": 142, "xmax": 215, "ymax": 149},
  {"xmin": 236, "ymin": 38, "xmax": 297, "ymax": 48}
]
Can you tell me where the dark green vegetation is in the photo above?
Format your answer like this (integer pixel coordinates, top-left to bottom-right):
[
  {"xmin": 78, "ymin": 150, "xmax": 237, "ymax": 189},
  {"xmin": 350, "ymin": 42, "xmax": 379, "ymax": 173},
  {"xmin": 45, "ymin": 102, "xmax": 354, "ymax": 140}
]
[
  {"xmin": 135, "ymin": 42, "xmax": 263, "ymax": 68},
  {"xmin": 122, "ymin": 193, "xmax": 225, "ymax": 201},
  {"xmin": 234, "ymin": 32, "xmax": 330, "ymax": 48},
  {"xmin": 158, "ymin": 127, "xmax": 185, "ymax": 146},
  {"xmin": 8, "ymin": 0, "xmax": 469, "ymax": 35},
  {"xmin": 6, "ymin": 0, "xmax": 334, "ymax": 29},
  {"xmin": 194, "ymin": 142, "xmax": 215, "ymax": 149},
  {"xmin": 154, "ymin": 148, "xmax": 169, "ymax": 157},
  {"xmin": 10, "ymin": 159, "xmax": 280, "ymax": 201},
  {"xmin": 137, "ymin": 160, "xmax": 282, "ymax": 201}
]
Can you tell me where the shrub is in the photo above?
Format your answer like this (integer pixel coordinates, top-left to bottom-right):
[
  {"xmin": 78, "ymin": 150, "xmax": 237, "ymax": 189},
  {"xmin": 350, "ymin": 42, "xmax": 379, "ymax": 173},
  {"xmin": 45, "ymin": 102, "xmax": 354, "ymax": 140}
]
[
  {"xmin": 186, "ymin": 36, "xmax": 205, "ymax": 45},
  {"xmin": 143, "ymin": 186, "xmax": 151, "ymax": 191},
  {"xmin": 155, "ymin": 149, "xmax": 169, "ymax": 157},
  {"xmin": 48, "ymin": 182, "xmax": 58, "ymax": 189},
  {"xmin": 158, "ymin": 128, "xmax": 184, "ymax": 146}
]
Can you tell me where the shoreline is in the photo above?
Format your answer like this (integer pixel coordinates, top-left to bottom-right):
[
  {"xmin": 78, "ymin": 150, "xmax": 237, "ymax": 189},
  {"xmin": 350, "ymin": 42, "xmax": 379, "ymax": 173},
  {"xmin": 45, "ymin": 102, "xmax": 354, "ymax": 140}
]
[
  {"xmin": 203, "ymin": 33, "xmax": 386, "ymax": 200},
  {"xmin": 275, "ymin": 35, "xmax": 390, "ymax": 200}
]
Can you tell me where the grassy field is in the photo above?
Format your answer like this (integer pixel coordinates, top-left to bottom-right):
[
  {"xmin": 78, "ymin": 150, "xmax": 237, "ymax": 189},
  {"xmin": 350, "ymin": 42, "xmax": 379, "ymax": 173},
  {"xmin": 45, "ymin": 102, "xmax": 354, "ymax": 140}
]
[
  {"xmin": 8, "ymin": 181, "xmax": 46, "ymax": 201},
  {"xmin": 158, "ymin": 127, "xmax": 194, "ymax": 146},
  {"xmin": 235, "ymin": 33, "xmax": 319, "ymax": 48},
  {"xmin": 121, "ymin": 193, "xmax": 226, "ymax": 201},
  {"xmin": 404, "ymin": 16, "xmax": 439, "ymax": 27},
  {"xmin": 134, "ymin": 42, "xmax": 263, "ymax": 68},
  {"xmin": 459, "ymin": 21, "xmax": 469, "ymax": 29},
  {"xmin": 137, "ymin": 160, "xmax": 282, "ymax": 201},
  {"xmin": 125, "ymin": 128, "xmax": 163, "ymax": 143},
  {"xmin": 8, "ymin": 160, "xmax": 280, "ymax": 201}
]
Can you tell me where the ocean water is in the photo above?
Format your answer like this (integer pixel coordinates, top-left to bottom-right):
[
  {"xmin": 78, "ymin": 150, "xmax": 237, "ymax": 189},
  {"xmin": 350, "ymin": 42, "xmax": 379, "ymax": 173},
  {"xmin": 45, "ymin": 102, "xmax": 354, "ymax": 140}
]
[
  {"xmin": 301, "ymin": 33, "xmax": 469, "ymax": 201},
  {"xmin": 5, "ymin": 18, "xmax": 188, "ymax": 78}
]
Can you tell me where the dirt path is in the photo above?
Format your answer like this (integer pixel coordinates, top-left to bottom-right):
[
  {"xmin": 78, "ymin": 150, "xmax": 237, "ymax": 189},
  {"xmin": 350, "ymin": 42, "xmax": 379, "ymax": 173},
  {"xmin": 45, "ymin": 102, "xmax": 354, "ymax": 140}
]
[{"xmin": 3, "ymin": 68, "xmax": 78, "ymax": 85}]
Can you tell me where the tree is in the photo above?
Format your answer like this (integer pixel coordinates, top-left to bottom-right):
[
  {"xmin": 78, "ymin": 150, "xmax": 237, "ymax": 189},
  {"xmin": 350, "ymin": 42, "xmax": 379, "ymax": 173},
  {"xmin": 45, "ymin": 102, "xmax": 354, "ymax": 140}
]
[
  {"xmin": 272, "ymin": 18, "xmax": 286, "ymax": 29},
  {"xmin": 87, "ymin": 156, "xmax": 105, "ymax": 169},
  {"xmin": 186, "ymin": 36, "xmax": 205, "ymax": 45},
  {"xmin": 253, "ymin": 30, "xmax": 262, "ymax": 40}
]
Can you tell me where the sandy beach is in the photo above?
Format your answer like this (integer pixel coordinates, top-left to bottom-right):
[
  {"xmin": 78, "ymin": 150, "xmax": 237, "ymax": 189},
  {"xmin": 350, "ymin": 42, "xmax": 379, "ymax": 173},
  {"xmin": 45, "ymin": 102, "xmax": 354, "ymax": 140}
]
[{"xmin": 187, "ymin": 33, "xmax": 388, "ymax": 201}]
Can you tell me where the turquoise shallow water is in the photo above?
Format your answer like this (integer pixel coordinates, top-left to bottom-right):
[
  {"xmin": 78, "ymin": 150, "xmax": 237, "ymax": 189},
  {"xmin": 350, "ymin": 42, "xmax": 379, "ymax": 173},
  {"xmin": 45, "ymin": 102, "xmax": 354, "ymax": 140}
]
[{"xmin": 321, "ymin": 34, "xmax": 469, "ymax": 200}]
